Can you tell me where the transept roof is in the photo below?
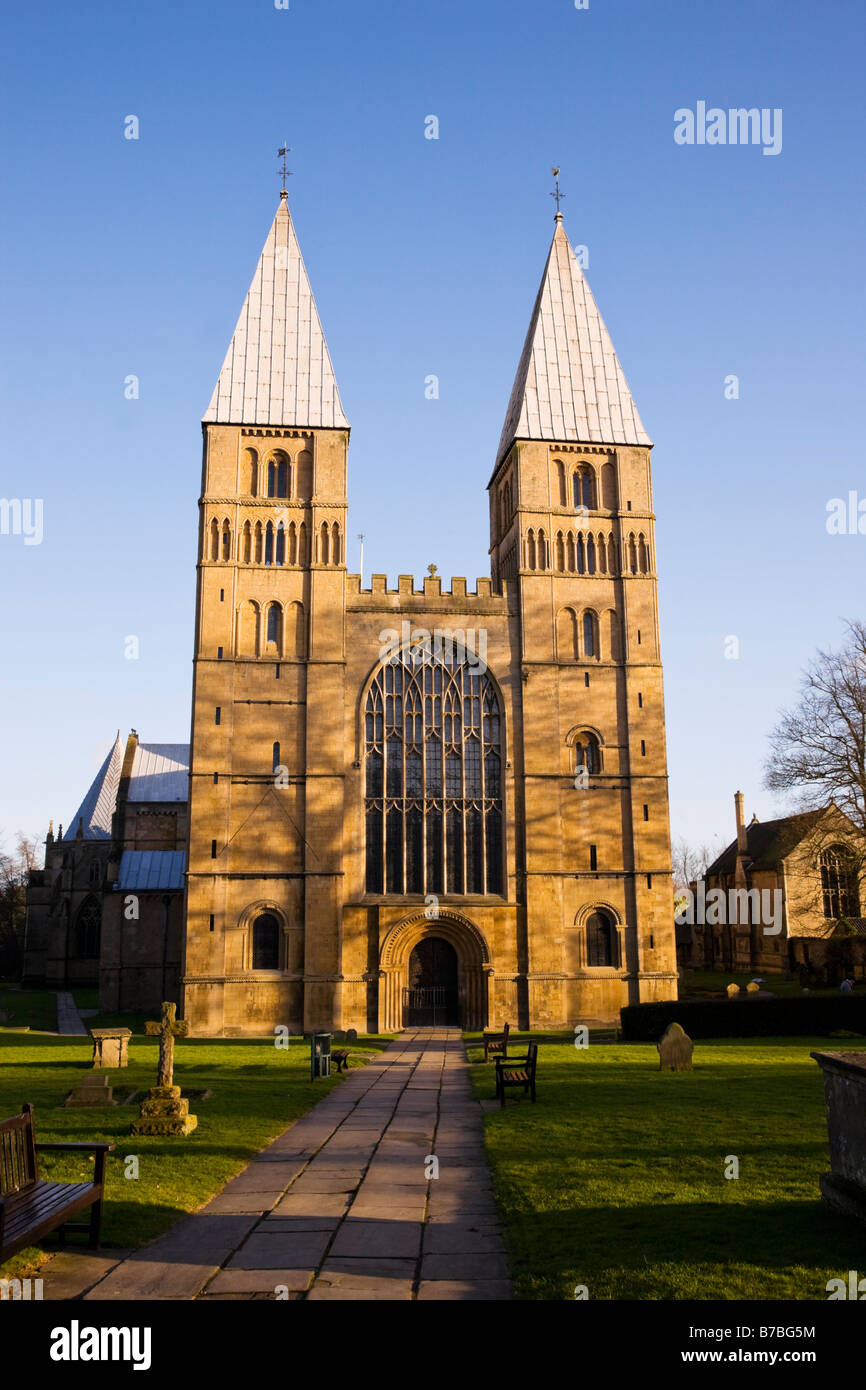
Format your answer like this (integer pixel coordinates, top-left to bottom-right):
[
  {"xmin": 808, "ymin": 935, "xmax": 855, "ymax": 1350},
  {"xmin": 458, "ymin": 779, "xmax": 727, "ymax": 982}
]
[
  {"xmin": 63, "ymin": 738, "xmax": 189, "ymax": 840},
  {"xmin": 63, "ymin": 733, "xmax": 125, "ymax": 841}
]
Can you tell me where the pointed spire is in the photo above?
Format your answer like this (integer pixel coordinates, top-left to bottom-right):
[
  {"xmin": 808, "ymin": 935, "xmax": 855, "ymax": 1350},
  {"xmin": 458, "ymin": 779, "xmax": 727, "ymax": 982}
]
[
  {"xmin": 204, "ymin": 198, "xmax": 348, "ymax": 430},
  {"xmin": 495, "ymin": 217, "xmax": 651, "ymax": 468}
]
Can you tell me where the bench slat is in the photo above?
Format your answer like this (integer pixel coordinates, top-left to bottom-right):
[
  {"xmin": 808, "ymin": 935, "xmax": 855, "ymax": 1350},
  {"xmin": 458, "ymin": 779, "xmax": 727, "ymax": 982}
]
[{"xmin": 3, "ymin": 1182, "xmax": 96, "ymax": 1232}]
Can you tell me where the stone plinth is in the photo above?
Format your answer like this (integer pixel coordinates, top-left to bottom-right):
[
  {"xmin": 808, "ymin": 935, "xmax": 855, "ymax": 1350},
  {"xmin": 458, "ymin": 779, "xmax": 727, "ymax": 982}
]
[
  {"xmin": 811, "ymin": 1050, "xmax": 866, "ymax": 1223},
  {"xmin": 90, "ymin": 1027, "xmax": 132, "ymax": 1069},
  {"xmin": 130, "ymin": 1085, "xmax": 197, "ymax": 1137},
  {"xmin": 66, "ymin": 1073, "xmax": 116, "ymax": 1107}
]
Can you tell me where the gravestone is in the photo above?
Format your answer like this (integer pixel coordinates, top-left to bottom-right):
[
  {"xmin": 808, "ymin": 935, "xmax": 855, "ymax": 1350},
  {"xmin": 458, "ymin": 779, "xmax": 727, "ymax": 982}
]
[
  {"xmin": 345, "ymin": 1028, "xmax": 358, "ymax": 1043},
  {"xmin": 130, "ymin": 1002, "xmax": 197, "ymax": 1137},
  {"xmin": 657, "ymin": 1022, "xmax": 694, "ymax": 1071},
  {"xmin": 745, "ymin": 982, "xmax": 760, "ymax": 995},
  {"xmin": 811, "ymin": 1051, "xmax": 866, "ymax": 1223},
  {"xmin": 726, "ymin": 983, "xmax": 740, "ymax": 998},
  {"xmin": 65, "ymin": 1073, "xmax": 116, "ymax": 1107},
  {"xmin": 90, "ymin": 1027, "xmax": 132, "ymax": 1069}
]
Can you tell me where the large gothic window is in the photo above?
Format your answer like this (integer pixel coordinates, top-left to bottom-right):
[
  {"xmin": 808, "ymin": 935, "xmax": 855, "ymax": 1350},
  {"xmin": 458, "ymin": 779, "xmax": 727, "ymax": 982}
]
[
  {"xmin": 820, "ymin": 846, "xmax": 859, "ymax": 919},
  {"xmin": 365, "ymin": 647, "xmax": 504, "ymax": 896}
]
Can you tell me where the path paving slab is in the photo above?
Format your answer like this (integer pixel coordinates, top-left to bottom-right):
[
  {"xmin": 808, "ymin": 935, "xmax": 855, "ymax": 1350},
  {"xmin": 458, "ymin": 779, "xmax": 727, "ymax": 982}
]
[
  {"xmin": 417, "ymin": 1279, "xmax": 512, "ymax": 1300},
  {"xmin": 420, "ymin": 1251, "xmax": 510, "ymax": 1281},
  {"xmin": 37, "ymin": 1249, "xmax": 131, "ymax": 1301},
  {"xmin": 329, "ymin": 1219, "xmax": 423, "ymax": 1260},
  {"xmin": 207, "ymin": 1267, "xmax": 314, "ymax": 1294},
  {"xmin": 228, "ymin": 1231, "xmax": 332, "ymax": 1269}
]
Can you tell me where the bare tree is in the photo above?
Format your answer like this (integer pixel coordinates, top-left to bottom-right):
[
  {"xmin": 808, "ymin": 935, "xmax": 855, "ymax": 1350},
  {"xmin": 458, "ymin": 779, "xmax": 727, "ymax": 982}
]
[
  {"xmin": 672, "ymin": 836, "xmax": 716, "ymax": 892},
  {"xmin": 764, "ymin": 619, "xmax": 866, "ymax": 915},
  {"xmin": 0, "ymin": 831, "xmax": 39, "ymax": 978}
]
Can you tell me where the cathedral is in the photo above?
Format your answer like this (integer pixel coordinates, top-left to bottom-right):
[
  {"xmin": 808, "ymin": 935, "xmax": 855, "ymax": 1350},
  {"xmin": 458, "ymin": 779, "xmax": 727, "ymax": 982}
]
[{"xmin": 27, "ymin": 187, "xmax": 678, "ymax": 1034}]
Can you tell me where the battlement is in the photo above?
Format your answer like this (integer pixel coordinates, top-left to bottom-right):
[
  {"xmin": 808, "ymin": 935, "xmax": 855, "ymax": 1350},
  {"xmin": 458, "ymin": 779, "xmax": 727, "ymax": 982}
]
[{"xmin": 346, "ymin": 574, "xmax": 512, "ymax": 609}]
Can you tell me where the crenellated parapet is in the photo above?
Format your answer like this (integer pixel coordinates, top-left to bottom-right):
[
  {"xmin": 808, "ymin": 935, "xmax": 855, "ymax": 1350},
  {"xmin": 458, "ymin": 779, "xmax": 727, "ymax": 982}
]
[{"xmin": 346, "ymin": 573, "xmax": 515, "ymax": 615}]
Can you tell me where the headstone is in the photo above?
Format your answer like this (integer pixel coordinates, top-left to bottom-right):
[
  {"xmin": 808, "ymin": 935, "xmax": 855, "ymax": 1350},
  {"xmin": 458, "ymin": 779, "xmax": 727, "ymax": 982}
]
[
  {"xmin": 811, "ymin": 1051, "xmax": 866, "ymax": 1223},
  {"xmin": 89, "ymin": 1027, "xmax": 132, "ymax": 1069},
  {"xmin": 726, "ymin": 983, "xmax": 740, "ymax": 998},
  {"xmin": 345, "ymin": 1028, "xmax": 358, "ymax": 1043},
  {"xmin": 66, "ymin": 1073, "xmax": 116, "ymax": 1107},
  {"xmin": 130, "ymin": 1002, "xmax": 197, "ymax": 1136},
  {"xmin": 657, "ymin": 1022, "xmax": 694, "ymax": 1072},
  {"xmin": 745, "ymin": 982, "xmax": 760, "ymax": 994}
]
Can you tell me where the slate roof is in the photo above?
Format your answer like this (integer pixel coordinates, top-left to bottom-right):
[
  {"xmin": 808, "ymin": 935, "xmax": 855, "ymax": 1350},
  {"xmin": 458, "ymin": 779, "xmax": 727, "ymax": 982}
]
[
  {"xmin": 203, "ymin": 193, "xmax": 348, "ymax": 430},
  {"xmin": 63, "ymin": 733, "xmax": 125, "ymax": 841},
  {"xmin": 705, "ymin": 810, "xmax": 825, "ymax": 878},
  {"xmin": 495, "ymin": 216, "xmax": 651, "ymax": 469},
  {"xmin": 115, "ymin": 850, "xmax": 186, "ymax": 892},
  {"xmin": 127, "ymin": 744, "xmax": 189, "ymax": 803},
  {"xmin": 63, "ymin": 737, "xmax": 189, "ymax": 841}
]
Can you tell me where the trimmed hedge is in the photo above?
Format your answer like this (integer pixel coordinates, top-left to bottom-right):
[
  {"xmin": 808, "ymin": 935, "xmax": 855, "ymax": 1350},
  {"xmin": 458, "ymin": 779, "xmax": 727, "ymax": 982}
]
[{"xmin": 620, "ymin": 995, "xmax": 866, "ymax": 1041}]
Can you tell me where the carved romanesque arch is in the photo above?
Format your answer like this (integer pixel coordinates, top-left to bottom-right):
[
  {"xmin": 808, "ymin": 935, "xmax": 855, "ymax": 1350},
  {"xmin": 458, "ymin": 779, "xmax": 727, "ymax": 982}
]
[{"xmin": 378, "ymin": 909, "xmax": 493, "ymax": 1031}]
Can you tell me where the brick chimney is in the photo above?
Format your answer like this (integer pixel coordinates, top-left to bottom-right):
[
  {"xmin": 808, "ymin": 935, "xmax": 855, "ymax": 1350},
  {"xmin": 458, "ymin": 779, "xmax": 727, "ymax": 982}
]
[{"xmin": 734, "ymin": 790, "xmax": 748, "ymax": 854}]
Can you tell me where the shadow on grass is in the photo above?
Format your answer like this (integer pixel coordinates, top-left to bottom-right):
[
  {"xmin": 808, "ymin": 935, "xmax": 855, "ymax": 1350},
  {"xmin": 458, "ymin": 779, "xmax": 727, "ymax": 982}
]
[{"xmin": 500, "ymin": 1198, "xmax": 860, "ymax": 1299}]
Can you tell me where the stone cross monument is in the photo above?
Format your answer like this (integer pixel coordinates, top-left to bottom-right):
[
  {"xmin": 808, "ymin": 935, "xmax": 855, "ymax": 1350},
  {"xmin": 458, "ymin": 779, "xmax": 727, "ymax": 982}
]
[{"xmin": 130, "ymin": 1001, "xmax": 197, "ymax": 1137}]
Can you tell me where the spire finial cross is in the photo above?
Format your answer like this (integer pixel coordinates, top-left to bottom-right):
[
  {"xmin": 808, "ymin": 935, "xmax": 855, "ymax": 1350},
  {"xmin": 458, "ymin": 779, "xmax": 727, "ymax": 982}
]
[
  {"xmin": 278, "ymin": 141, "xmax": 292, "ymax": 196},
  {"xmin": 550, "ymin": 166, "xmax": 565, "ymax": 217}
]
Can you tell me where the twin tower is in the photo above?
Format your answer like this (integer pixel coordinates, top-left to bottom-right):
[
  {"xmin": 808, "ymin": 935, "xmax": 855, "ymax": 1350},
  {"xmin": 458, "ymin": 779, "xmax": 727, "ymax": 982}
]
[{"xmin": 182, "ymin": 190, "xmax": 677, "ymax": 1035}]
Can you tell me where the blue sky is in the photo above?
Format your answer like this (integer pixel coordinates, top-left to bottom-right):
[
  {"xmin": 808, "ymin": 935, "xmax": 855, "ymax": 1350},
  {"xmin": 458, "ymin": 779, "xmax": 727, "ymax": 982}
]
[{"xmin": 1, "ymin": 0, "xmax": 864, "ymax": 860}]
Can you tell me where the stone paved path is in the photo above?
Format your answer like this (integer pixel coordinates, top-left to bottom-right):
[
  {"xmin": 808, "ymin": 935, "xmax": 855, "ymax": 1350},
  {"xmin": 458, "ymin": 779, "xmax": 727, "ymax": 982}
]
[
  {"xmin": 55, "ymin": 991, "xmax": 87, "ymax": 1036},
  {"xmin": 79, "ymin": 1029, "xmax": 510, "ymax": 1302}
]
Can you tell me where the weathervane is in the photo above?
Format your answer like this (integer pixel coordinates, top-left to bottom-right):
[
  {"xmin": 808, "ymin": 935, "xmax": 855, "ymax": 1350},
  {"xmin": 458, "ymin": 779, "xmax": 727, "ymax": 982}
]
[
  {"xmin": 278, "ymin": 142, "xmax": 292, "ymax": 195},
  {"xmin": 550, "ymin": 166, "xmax": 565, "ymax": 216}
]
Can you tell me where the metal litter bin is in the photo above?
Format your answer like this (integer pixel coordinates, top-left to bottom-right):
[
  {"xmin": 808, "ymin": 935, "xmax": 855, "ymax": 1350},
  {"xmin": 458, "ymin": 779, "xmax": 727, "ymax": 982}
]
[{"xmin": 310, "ymin": 1032, "xmax": 332, "ymax": 1079}]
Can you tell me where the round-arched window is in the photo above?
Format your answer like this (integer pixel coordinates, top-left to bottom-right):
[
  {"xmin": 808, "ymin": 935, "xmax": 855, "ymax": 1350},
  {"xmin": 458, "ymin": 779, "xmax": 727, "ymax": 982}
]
[
  {"xmin": 586, "ymin": 911, "xmax": 619, "ymax": 968},
  {"xmin": 252, "ymin": 913, "xmax": 280, "ymax": 970}
]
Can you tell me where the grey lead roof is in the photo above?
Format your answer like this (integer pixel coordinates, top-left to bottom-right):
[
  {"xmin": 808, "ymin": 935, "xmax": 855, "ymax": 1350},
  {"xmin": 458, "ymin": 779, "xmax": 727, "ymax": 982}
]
[
  {"xmin": 203, "ymin": 194, "xmax": 349, "ymax": 430},
  {"xmin": 495, "ymin": 217, "xmax": 651, "ymax": 468},
  {"xmin": 63, "ymin": 733, "xmax": 125, "ymax": 841},
  {"xmin": 127, "ymin": 744, "xmax": 189, "ymax": 803},
  {"xmin": 115, "ymin": 850, "xmax": 186, "ymax": 893}
]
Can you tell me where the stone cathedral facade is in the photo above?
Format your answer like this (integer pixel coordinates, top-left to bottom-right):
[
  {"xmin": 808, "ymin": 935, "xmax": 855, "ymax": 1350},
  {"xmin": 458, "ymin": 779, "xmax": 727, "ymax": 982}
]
[{"xmin": 182, "ymin": 190, "xmax": 677, "ymax": 1036}]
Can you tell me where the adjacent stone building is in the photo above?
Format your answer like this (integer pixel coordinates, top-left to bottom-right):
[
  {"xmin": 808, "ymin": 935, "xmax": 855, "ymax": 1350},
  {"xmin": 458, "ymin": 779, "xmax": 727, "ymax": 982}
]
[
  {"xmin": 182, "ymin": 192, "xmax": 677, "ymax": 1035},
  {"xmin": 678, "ymin": 790, "xmax": 865, "ymax": 979},
  {"xmin": 24, "ymin": 732, "xmax": 188, "ymax": 1010}
]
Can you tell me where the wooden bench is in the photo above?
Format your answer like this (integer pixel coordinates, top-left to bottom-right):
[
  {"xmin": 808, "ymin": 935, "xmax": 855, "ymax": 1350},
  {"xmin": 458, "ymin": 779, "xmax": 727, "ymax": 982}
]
[
  {"xmin": 0, "ymin": 1103, "xmax": 115, "ymax": 1262},
  {"xmin": 331, "ymin": 1049, "xmax": 350, "ymax": 1073},
  {"xmin": 483, "ymin": 1021, "xmax": 510, "ymax": 1063},
  {"xmin": 495, "ymin": 1043, "xmax": 538, "ymax": 1107}
]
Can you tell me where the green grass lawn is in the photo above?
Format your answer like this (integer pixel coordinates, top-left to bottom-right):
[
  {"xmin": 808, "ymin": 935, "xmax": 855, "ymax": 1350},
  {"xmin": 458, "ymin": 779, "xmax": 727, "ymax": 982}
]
[
  {"xmin": 0, "ymin": 1028, "xmax": 391, "ymax": 1279},
  {"xmin": 683, "ymin": 970, "xmax": 838, "ymax": 999},
  {"xmin": 0, "ymin": 984, "xmax": 59, "ymax": 1032},
  {"xmin": 466, "ymin": 1033, "xmax": 862, "ymax": 1300}
]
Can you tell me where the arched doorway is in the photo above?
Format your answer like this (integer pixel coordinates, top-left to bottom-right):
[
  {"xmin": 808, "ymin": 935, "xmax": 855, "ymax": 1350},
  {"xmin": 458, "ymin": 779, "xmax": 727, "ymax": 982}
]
[
  {"xmin": 379, "ymin": 911, "xmax": 492, "ymax": 1031},
  {"xmin": 404, "ymin": 937, "xmax": 459, "ymax": 1026}
]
